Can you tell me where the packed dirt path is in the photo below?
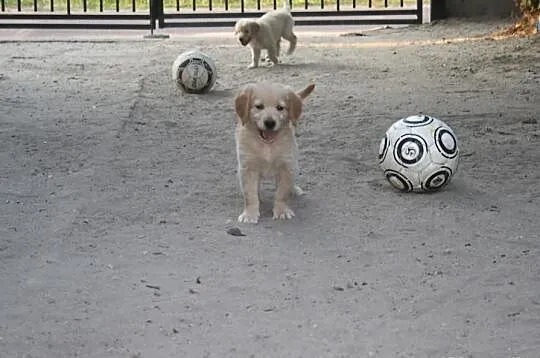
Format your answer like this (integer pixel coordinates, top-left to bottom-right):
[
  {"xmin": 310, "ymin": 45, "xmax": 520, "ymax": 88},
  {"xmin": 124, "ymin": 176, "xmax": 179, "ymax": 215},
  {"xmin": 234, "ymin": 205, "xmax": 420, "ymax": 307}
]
[{"xmin": 0, "ymin": 19, "xmax": 539, "ymax": 358}]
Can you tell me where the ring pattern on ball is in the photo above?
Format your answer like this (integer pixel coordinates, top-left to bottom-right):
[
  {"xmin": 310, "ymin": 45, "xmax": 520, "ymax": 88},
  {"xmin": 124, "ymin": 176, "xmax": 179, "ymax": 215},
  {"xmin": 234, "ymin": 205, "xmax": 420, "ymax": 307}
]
[
  {"xmin": 393, "ymin": 134, "xmax": 427, "ymax": 167},
  {"xmin": 434, "ymin": 127, "xmax": 458, "ymax": 159},
  {"xmin": 378, "ymin": 135, "xmax": 389, "ymax": 163},
  {"xmin": 177, "ymin": 58, "xmax": 214, "ymax": 93},
  {"xmin": 402, "ymin": 115, "xmax": 434, "ymax": 127},
  {"xmin": 384, "ymin": 170, "xmax": 413, "ymax": 192},
  {"xmin": 422, "ymin": 167, "xmax": 452, "ymax": 192}
]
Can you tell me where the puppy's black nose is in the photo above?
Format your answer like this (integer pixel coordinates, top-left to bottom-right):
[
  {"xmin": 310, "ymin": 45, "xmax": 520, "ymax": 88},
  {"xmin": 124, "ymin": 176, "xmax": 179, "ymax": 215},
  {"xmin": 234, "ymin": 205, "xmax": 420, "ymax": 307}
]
[{"xmin": 264, "ymin": 119, "xmax": 276, "ymax": 130}]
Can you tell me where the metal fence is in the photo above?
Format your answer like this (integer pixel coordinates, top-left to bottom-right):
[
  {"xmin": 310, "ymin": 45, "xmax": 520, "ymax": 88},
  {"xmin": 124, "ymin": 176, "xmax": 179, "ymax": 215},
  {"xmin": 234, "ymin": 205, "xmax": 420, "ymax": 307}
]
[{"xmin": 0, "ymin": 0, "xmax": 423, "ymax": 29}]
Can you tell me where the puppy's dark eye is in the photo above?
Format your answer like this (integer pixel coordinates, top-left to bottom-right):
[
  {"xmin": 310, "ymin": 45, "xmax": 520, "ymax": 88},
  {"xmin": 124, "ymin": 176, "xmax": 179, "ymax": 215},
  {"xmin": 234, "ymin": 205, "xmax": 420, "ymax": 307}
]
[
  {"xmin": 276, "ymin": 105, "xmax": 284, "ymax": 111},
  {"xmin": 255, "ymin": 104, "xmax": 264, "ymax": 110}
]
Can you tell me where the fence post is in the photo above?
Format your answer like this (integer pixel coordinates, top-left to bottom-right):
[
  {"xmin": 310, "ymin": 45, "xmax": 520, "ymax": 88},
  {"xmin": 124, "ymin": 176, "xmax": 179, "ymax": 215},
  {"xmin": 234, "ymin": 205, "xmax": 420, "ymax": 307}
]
[
  {"xmin": 416, "ymin": 0, "xmax": 423, "ymax": 24},
  {"xmin": 148, "ymin": 0, "xmax": 156, "ymax": 35},
  {"xmin": 431, "ymin": 0, "xmax": 447, "ymax": 20},
  {"xmin": 145, "ymin": 0, "xmax": 170, "ymax": 38},
  {"xmin": 157, "ymin": 0, "xmax": 165, "ymax": 29}
]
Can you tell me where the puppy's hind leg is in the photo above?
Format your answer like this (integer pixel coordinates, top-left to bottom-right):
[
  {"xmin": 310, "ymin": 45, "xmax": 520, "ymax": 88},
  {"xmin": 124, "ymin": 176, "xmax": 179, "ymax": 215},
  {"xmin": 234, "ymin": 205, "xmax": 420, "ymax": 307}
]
[
  {"xmin": 266, "ymin": 45, "xmax": 280, "ymax": 66},
  {"xmin": 282, "ymin": 26, "xmax": 297, "ymax": 55},
  {"xmin": 249, "ymin": 47, "xmax": 262, "ymax": 69},
  {"xmin": 262, "ymin": 41, "xmax": 279, "ymax": 62}
]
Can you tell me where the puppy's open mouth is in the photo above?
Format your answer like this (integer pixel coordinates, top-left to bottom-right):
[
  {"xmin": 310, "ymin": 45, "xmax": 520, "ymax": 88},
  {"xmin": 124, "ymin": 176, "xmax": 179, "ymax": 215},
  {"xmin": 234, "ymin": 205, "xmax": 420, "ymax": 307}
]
[{"xmin": 259, "ymin": 130, "xmax": 279, "ymax": 143}]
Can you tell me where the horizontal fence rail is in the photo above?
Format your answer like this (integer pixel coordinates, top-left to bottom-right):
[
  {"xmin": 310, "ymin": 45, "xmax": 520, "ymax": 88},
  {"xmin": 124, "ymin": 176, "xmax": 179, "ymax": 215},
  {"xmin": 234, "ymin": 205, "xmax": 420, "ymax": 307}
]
[
  {"xmin": 0, "ymin": 0, "xmax": 151, "ymax": 28},
  {"xmin": 0, "ymin": 0, "xmax": 423, "ymax": 29},
  {"xmin": 156, "ymin": 0, "xmax": 423, "ymax": 28}
]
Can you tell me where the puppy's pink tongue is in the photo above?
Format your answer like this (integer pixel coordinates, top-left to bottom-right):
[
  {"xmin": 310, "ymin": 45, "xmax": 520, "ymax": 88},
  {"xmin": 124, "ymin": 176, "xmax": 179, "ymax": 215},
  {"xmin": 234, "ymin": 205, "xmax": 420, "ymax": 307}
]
[{"xmin": 261, "ymin": 130, "xmax": 278, "ymax": 141}]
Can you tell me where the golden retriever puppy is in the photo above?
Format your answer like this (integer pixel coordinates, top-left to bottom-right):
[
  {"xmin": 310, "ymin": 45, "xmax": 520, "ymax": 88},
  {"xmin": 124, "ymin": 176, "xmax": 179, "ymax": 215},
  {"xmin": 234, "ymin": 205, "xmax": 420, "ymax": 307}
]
[
  {"xmin": 234, "ymin": 82, "xmax": 315, "ymax": 223},
  {"xmin": 233, "ymin": 2, "xmax": 297, "ymax": 69}
]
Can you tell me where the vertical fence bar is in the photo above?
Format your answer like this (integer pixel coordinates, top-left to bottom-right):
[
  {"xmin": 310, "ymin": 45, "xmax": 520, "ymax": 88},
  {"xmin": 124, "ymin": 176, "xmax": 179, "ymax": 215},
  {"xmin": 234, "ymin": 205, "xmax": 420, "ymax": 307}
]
[
  {"xmin": 368, "ymin": 0, "xmax": 371, "ymax": 8},
  {"xmin": 192, "ymin": 0, "xmax": 196, "ymax": 11},
  {"xmin": 33, "ymin": 0, "xmax": 37, "ymax": 11},
  {"xmin": 50, "ymin": 0, "xmax": 53, "ymax": 12},
  {"xmin": 241, "ymin": 0, "xmax": 244, "ymax": 13},
  {"xmin": 17, "ymin": 0, "xmax": 21, "ymax": 12},
  {"xmin": 116, "ymin": 0, "xmax": 119, "ymax": 12},
  {"xmin": 352, "ymin": 0, "xmax": 355, "ymax": 9},
  {"xmin": 336, "ymin": 0, "xmax": 339, "ymax": 11},
  {"xmin": 320, "ymin": 0, "xmax": 323, "ymax": 10},
  {"xmin": 83, "ymin": 0, "xmax": 87, "ymax": 12},
  {"xmin": 148, "ymin": 0, "xmax": 165, "ymax": 32},
  {"xmin": 158, "ymin": 0, "xmax": 164, "ymax": 28},
  {"xmin": 149, "ymin": 0, "xmax": 156, "ymax": 35},
  {"xmin": 176, "ymin": 0, "xmax": 179, "ymax": 11},
  {"xmin": 99, "ymin": 0, "xmax": 103, "ymax": 12},
  {"xmin": 384, "ymin": 0, "xmax": 388, "ymax": 8},
  {"xmin": 67, "ymin": 0, "xmax": 70, "ymax": 14},
  {"xmin": 132, "ymin": 0, "xmax": 135, "ymax": 12},
  {"xmin": 225, "ymin": 0, "xmax": 228, "ymax": 10},
  {"xmin": 304, "ymin": 0, "xmax": 307, "ymax": 9},
  {"xmin": 400, "ymin": 0, "xmax": 404, "ymax": 7},
  {"xmin": 1, "ymin": 0, "xmax": 4, "ymax": 12},
  {"xmin": 209, "ymin": 0, "xmax": 212, "ymax": 11},
  {"xmin": 256, "ymin": 0, "xmax": 260, "ymax": 10},
  {"xmin": 416, "ymin": 0, "xmax": 423, "ymax": 23},
  {"xmin": 273, "ymin": 0, "xmax": 276, "ymax": 10}
]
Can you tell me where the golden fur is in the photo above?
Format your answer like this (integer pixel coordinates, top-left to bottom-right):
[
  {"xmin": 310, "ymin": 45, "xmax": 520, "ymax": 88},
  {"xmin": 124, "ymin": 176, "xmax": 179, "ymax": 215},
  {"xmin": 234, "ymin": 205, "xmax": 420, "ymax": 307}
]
[
  {"xmin": 234, "ymin": 82, "xmax": 315, "ymax": 223},
  {"xmin": 233, "ymin": 2, "xmax": 297, "ymax": 69}
]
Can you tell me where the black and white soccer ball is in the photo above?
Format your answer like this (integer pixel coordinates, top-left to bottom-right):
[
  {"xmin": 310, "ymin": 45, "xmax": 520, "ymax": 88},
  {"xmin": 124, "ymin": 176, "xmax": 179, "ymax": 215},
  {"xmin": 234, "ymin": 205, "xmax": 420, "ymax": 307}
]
[
  {"xmin": 378, "ymin": 115, "xmax": 459, "ymax": 193},
  {"xmin": 171, "ymin": 50, "xmax": 217, "ymax": 94}
]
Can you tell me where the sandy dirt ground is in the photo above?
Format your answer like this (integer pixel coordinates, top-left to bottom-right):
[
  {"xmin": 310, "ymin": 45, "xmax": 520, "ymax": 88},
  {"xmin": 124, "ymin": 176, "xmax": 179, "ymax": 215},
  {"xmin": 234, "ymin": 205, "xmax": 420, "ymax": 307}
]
[{"xmin": 0, "ymin": 19, "xmax": 539, "ymax": 358}]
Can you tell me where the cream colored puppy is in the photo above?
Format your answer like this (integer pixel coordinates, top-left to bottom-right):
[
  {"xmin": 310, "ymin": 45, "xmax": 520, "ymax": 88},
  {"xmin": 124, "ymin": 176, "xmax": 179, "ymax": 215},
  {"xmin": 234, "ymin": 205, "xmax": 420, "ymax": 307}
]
[
  {"xmin": 234, "ymin": 82, "xmax": 315, "ymax": 224},
  {"xmin": 233, "ymin": 2, "xmax": 297, "ymax": 69}
]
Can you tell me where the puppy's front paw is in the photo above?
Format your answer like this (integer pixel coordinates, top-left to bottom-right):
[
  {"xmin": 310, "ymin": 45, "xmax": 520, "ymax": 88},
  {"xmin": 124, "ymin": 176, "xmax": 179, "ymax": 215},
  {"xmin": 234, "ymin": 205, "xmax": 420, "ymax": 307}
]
[
  {"xmin": 238, "ymin": 209, "xmax": 260, "ymax": 223},
  {"xmin": 273, "ymin": 203, "xmax": 295, "ymax": 220},
  {"xmin": 268, "ymin": 56, "xmax": 280, "ymax": 66},
  {"xmin": 248, "ymin": 63, "xmax": 258, "ymax": 69}
]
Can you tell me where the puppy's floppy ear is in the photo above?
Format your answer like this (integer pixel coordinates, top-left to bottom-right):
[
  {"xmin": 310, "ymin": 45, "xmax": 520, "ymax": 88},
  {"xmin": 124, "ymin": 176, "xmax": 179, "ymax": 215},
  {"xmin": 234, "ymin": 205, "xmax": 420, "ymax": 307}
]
[
  {"xmin": 247, "ymin": 22, "xmax": 260, "ymax": 34},
  {"xmin": 287, "ymin": 92, "xmax": 303, "ymax": 123},
  {"xmin": 234, "ymin": 20, "xmax": 245, "ymax": 34},
  {"xmin": 288, "ymin": 83, "xmax": 315, "ymax": 122},
  {"xmin": 235, "ymin": 85, "xmax": 253, "ymax": 125}
]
